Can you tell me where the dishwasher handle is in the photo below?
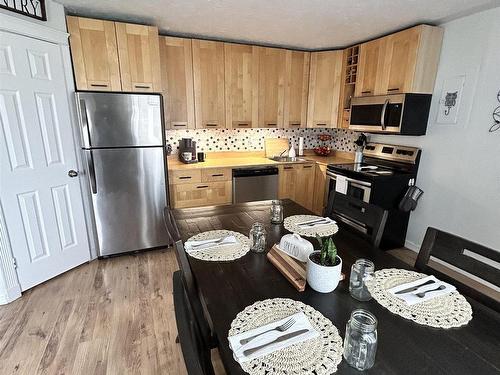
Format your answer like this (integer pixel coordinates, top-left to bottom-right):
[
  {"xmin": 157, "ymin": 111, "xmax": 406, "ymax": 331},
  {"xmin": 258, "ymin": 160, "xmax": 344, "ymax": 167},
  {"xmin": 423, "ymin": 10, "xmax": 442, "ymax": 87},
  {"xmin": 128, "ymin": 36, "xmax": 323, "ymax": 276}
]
[{"xmin": 233, "ymin": 167, "xmax": 279, "ymax": 178}]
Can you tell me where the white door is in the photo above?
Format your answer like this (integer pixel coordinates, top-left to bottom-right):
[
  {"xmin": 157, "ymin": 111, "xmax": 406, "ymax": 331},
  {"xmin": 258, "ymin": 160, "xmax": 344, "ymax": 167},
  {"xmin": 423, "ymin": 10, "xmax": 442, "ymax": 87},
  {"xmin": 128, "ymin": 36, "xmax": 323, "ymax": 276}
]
[{"xmin": 0, "ymin": 30, "xmax": 90, "ymax": 290}]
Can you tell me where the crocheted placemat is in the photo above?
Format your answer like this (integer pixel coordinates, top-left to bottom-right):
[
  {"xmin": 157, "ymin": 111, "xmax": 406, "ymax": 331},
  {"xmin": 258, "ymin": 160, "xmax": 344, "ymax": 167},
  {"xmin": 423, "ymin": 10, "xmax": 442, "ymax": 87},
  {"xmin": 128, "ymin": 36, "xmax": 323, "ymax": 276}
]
[
  {"xmin": 366, "ymin": 268, "xmax": 473, "ymax": 328},
  {"xmin": 228, "ymin": 298, "xmax": 343, "ymax": 374},
  {"xmin": 284, "ymin": 215, "xmax": 339, "ymax": 238},
  {"xmin": 186, "ymin": 230, "xmax": 251, "ymax": 261}
]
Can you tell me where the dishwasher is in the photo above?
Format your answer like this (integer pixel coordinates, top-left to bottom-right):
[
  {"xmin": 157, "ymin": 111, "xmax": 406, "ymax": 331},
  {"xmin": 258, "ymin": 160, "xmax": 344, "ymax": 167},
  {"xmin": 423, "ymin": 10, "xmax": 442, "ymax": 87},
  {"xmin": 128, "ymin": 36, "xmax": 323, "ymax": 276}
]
[{"xmin": 232, "ymin": 167, "xmax": 279, "ymax": 203}]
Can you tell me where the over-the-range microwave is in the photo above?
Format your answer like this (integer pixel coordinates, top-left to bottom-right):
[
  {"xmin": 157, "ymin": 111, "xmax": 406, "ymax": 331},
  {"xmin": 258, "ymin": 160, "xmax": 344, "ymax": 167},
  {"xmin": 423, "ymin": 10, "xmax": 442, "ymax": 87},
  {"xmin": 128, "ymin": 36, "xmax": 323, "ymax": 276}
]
[{"xmin": 349, "ymin": 93, "xmax": 432, "ymax": 135}]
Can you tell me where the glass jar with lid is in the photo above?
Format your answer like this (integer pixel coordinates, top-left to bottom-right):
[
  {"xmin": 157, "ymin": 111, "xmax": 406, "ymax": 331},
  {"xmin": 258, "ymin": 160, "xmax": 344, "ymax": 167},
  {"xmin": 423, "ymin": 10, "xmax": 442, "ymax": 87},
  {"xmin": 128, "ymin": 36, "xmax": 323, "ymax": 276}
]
[
  {"xmin": 270, "ymin": 200, "xmax": 284, "ymax": 224},
  {"xmin": 249, "ymin": 222, "xmax": 267, "ymax": 253},
  {"xmin": 343, "ymin": 309, "xmax": 378, "ymax": 370}
]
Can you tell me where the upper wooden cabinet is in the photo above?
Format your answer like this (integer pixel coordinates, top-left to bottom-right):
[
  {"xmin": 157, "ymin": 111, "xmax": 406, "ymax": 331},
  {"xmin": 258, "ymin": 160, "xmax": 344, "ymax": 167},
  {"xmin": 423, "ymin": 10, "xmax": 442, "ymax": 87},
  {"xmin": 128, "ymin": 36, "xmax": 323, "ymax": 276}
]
[
  {"xmin": 283, "ymin": 51, "xmax": 310, "ymax": 129},
  {"xmin": 356, "ymin": 25, "xmax": 443, "ymax": 96},
  {"xmin": 355, "ymin": 38, "xmax": 386, "ymax": 97},
  {"xmin": 67, "ymin": 16, "xmax": 121, "ymax": 91},
  {"xmin": 258, "ymin": 47, "xmax": 286, "ymax": 128},
  {"xmin": 115, "ymin": 22, "xmax": 161, "ymax": 92},
  {"xmin": 159, "ymin": 36, "xmax": 195, "ymax": 129},
  {"xmin": 192, "ymin": 40, "xmax": 226, "ymax": 129},
  {"xmin": 307, "ymin": 50, "xmax": 343, "ymax": 128},
  {"xmin": 224, "ymin": 43, "xmax": 259, "ymax": 129}
]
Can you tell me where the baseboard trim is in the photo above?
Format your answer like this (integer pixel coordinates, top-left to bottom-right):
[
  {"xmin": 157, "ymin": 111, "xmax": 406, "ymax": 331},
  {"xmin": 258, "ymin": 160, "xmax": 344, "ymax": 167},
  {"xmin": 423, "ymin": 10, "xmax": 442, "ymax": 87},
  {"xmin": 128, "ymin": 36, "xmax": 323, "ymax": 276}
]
[
  {"xmin": 0, "ymin": 284, "xmax": 21, "ymax": 305},
  {"xmin": 404, "ymin": 240, "xmax": 420, "ymax": 252}
]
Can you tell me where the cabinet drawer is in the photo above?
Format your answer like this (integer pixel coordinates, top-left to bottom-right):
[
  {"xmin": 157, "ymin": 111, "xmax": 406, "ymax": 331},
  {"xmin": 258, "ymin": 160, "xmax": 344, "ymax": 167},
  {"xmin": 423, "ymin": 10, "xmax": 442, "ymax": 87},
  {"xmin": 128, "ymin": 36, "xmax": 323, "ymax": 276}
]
[
  {"xmin": 170, "ymin": 181, "xmax": 232, "ymax": 208},
  {"xmin": 170, "ymin": 169, "xmax": 202, "ymax": 184},
  {"xmin": 202, "ymin": 168, "xmax": 232, "ymax": 182}
]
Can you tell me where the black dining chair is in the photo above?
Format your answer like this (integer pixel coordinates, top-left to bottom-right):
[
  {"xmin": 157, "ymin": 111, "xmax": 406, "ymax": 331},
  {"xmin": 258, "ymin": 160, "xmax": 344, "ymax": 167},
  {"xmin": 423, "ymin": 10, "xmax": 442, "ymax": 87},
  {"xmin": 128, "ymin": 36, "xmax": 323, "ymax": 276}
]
[
  {"xmin": 325, "ymin": 192, "xmax": 388, "ymax": 248},
  {"xmin": 415, "ymin": 227, "xmax": 500, "ymax": 312},
  {"xmin": 163, "ymin": 208, "xmax": 217, "ymax": 373},
  {"xmin": 173, "ymin": 270, "xmax": 215, "ymax": 375}
]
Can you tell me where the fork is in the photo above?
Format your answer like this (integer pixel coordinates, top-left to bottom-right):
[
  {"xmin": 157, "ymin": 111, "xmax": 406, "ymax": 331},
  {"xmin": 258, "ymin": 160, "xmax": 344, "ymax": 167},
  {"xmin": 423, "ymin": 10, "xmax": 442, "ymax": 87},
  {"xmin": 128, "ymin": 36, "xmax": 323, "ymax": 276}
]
[
  {"xmin": 298, "ymin": 219, "xmax": 330, "ymax": 227},
  {"xmin": 239, "ymin": 317, "xmax": 296, "ymax": 345}
]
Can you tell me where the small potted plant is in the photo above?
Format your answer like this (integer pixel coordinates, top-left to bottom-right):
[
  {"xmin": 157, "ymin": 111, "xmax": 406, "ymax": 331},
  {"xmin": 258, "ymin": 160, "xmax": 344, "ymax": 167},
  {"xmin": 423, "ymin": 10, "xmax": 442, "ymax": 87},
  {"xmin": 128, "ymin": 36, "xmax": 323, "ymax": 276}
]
[{"xmin": 306, "ymin": 235, "xmax": 342, "ymax": 293}]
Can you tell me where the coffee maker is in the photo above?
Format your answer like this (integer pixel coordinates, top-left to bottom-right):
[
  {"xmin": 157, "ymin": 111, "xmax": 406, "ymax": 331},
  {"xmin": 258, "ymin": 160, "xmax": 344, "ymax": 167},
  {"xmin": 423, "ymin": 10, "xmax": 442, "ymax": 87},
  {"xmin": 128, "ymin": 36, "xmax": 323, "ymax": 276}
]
[{"xmin": 178, "ymin": 138, "xmax": 198, "ymax": 164}]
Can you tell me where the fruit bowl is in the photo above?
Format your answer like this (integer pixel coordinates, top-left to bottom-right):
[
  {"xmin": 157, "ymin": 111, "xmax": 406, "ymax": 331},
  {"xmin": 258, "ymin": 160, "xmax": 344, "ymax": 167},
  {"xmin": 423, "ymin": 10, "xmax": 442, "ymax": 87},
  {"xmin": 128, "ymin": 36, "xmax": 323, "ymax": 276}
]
[{"xmin": 313, "ymin": 146, "xmax": 332, "ymax": 156}]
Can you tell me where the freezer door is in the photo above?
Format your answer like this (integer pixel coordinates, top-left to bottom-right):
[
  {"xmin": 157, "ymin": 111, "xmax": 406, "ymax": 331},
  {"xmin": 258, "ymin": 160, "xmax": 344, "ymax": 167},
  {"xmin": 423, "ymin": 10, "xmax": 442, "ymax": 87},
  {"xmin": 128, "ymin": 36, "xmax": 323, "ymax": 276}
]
[
  {"xmin": 76, "ymin": 92, "xmax": 163, "ymax": 148},
  {"xmin": 85, "ymin": 148, "xmax": 169, "ymax": 256}
]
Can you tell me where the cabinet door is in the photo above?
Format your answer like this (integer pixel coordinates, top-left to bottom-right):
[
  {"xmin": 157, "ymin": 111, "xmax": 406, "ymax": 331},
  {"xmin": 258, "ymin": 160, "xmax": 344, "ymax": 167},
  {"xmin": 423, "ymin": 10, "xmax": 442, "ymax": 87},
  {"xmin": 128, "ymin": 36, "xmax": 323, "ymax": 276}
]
[
  {"xmin": 312, "ymin": 164, "xmax": 328, "ymax": 215},
  {"xmin": 278, "ymin": 165, "xmax": 297, "ymax": 199},
  {"xmin": 379, "ymin": 28, "xmax": 420, "ymax": 94},
  {"xmin": 224, "ymin": 43, "xmax": 259, "ymax": 129},
  {"xmin": 295, "ymin": 164, "xmax": 315, "ymax": 210},
  {"xmin": 192, "ymin": 40, "xmax": 226, "ymax": 129},
  {"xmin": 258, "ymin": 47, "xmax": 286, "ymax": 128},
  {"xmin": 115, "ymin": 22, "xmax": 161, "ymax": 92},
  {"xmin": 284, "ymin": 51, "xmax": 310, "ymax": 129},
  {"xmin": 170, "ymin": 181, "xmax": 232, "ymax": 208},
  {"xmin": 307, "ymin": 51, "xmax": 343, "ymax": 128},
  {"xmin": 355, "ymin": 39, "xmax": 386, "ymax": 96},
  {"xmin": 66, "ymin": 16, "xmax": 121, "ymax": 91},
  {"xmin": 159, "ymin": 37, "xmax": 195, "ymax": 129}
]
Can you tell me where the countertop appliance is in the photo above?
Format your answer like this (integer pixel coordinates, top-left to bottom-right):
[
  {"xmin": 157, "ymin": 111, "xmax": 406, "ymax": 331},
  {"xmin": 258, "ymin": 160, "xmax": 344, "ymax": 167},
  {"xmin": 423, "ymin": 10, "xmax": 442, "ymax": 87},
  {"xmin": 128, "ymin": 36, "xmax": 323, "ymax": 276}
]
[
  {"xmin": 178, "ymin": 137, "xmax": 198, "ymax": 164},
  {"xmin": 349, "ymin": 93, "xmax": 432, "ymax": 135},
  {"xmin": 325, "ymin": 142, "xmax": 421, "ymax": 249},
  {"xmin": 76, "ymin": 92, "xmax": 169, "ymax": 257},
  {"xmin": 233, "ymin": 167, "xmax": 279, "ymax": 203}
]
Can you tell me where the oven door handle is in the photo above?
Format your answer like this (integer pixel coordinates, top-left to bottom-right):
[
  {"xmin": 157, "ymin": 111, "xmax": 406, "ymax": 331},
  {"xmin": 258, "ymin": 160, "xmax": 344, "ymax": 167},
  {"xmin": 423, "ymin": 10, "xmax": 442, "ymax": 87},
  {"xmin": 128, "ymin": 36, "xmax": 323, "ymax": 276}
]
[
  {"xmin": 326, "ymin": 171, "xmax": 372, "ymax": 187},
  {"xmin": 380, "ymin": 99, "xmax": 389, "ymax": 130}
]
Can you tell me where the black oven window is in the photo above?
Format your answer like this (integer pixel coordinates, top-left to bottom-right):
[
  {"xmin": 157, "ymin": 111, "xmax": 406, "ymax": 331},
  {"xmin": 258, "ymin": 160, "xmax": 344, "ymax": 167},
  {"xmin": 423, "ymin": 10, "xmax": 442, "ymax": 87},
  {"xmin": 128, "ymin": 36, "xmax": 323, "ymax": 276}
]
[{"xmin": 348, "ymin": 185, "xmax": 365, "ymax": 201}]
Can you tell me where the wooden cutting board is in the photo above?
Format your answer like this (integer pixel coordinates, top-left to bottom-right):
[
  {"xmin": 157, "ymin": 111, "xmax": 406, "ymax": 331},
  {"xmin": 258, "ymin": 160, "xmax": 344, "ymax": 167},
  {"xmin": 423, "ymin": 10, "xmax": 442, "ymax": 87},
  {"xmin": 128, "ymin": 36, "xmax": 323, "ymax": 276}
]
[
  {"xmin": 267, "ymin": 244, "xmax": 307, "ymax": 292},
  {"xmin": 264, "ymin": 138, "xmax": 289, "ymax": 158}
]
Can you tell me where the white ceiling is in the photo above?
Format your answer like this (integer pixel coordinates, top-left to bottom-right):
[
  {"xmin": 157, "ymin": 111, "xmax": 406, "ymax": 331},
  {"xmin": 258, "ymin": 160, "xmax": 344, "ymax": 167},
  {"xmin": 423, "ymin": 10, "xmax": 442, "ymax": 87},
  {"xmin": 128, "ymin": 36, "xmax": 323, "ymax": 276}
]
[{"xmin": 56, "ymin": 0, "xmax": 500, "ymax": 49}]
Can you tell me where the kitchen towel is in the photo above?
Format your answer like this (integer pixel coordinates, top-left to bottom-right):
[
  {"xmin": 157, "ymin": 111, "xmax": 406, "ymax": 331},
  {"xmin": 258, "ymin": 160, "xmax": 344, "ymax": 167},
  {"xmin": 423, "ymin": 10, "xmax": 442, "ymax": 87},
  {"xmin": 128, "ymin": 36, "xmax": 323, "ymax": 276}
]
[
  {"xmin": 228, "ymin": 312, "xmax": 319, "ymax": 363},
  {"xmin": 184, "ymin": 235, "xmax": 237, "ymax": 253},
  {"xmin": 335, "ymin": 175, "xmax": 348, "ymax": 194},
  {"xmin": 388, "ymin": 275, "xmax": 456, "ymax": 305}
]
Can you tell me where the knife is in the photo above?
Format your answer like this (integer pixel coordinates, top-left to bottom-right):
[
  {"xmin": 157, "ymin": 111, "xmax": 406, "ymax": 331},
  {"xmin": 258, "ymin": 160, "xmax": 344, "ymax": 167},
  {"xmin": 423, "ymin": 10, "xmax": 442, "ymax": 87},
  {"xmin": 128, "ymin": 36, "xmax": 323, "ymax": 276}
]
[
  {"xmin": 298, "ymin": 218, "xmax": 330, "ymax": 226},
  {"xmin": 242, "ymin": 329, "xmax": 309, "ymax": 357},
  {"xmin": 394, "ymin": 279, "xmax": 435, "ymax": 294}
]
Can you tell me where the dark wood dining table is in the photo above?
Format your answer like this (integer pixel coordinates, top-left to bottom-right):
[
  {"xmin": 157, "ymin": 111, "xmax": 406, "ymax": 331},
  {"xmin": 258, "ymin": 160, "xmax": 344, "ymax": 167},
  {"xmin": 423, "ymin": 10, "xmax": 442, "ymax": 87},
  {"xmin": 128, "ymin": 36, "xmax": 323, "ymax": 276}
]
[{"xmin": 172, "ymin": 199, "xmax": 500, "ymax": 375}]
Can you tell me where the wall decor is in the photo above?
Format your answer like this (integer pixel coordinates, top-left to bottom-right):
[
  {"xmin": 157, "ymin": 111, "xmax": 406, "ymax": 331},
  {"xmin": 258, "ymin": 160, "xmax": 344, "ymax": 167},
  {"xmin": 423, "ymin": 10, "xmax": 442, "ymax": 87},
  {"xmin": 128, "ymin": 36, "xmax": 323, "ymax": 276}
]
[
  {"xmin": 166, "ymin": 128, "xmax": 359, "ymax": 154},
  {"xmin": 0, "ymin": 0, "xmax": 46, "ymax": 21},
  {"xmin": 489, "ymin": 90, "xmax": 500, "ymax": 133},
  {"xmin": 437, "ymin": 75, "xmax": 465, "ymax": 124}
]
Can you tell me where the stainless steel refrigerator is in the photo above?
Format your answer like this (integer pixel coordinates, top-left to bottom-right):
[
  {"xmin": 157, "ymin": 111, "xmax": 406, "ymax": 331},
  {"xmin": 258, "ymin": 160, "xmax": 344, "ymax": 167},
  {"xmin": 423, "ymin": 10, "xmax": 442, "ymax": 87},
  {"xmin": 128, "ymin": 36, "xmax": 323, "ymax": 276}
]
[{"xmin": 76, "ymin": 92, "xmax": 169, "ymax": 256}]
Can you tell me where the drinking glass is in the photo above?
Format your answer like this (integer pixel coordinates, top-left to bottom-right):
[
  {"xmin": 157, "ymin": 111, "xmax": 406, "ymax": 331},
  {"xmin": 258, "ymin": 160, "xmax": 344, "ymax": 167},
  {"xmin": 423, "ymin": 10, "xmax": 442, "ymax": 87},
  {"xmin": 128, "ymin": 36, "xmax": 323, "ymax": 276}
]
[
  {"xmin": 349, "ymin": 258, "xmax": 375, "ymax": 301},
  {"xmin": 343, "ymin": 309, "xmax": 378, "ymax": 370},
  {"xmin": 249, "ymin": 223, "xmax": 266, "ymax": 253},
  {"xmin": 270, "ymin": 200, "xmax": 284, "ymax": 224}
]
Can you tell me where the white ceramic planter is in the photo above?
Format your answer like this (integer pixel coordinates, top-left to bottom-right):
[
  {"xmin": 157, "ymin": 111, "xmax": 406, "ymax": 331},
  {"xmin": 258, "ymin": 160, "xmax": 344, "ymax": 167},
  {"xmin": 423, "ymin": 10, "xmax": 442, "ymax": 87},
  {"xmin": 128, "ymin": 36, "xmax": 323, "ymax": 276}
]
[{"xmin": 306, "ymin": 251, "xmax": 343, "ymax": 293}]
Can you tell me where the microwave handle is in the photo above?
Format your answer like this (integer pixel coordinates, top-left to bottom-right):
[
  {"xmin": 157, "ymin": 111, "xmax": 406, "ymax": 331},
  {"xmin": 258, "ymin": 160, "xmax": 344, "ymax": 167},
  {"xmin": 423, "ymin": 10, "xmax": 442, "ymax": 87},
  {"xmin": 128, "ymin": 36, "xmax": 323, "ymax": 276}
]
[{"xmin": 380, "ymin": 99, "xmax": 389, "ymax": 130}]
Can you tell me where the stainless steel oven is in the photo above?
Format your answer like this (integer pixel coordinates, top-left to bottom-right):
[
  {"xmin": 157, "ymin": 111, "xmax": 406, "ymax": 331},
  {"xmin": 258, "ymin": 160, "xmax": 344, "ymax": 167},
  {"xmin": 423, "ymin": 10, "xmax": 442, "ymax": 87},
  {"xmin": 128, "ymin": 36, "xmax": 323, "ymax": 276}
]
[
  {"xmin": 325, "ymin": 170, "xmax": 371, "ymax": 204},
  {"xmin": 349, "ymin": 93, "xmax": 432, "ymax": 135}
]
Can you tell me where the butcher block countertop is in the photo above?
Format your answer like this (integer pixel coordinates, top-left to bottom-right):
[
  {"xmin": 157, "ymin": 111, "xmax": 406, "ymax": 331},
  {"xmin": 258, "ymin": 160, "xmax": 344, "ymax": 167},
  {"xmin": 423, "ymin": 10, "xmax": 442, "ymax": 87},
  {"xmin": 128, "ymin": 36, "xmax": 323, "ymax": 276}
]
[{"xmin": 167, "ymin": 150, "xmax": 353, "ymax": 171}]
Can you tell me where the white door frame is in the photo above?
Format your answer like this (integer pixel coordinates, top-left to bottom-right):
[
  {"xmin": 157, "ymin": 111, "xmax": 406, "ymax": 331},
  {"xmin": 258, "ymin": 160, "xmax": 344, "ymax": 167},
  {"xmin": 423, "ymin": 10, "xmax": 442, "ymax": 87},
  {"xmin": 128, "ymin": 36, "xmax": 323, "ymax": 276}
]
[{"xmin": 0, "ymin": 12, "xmax": 96, "ymax": 305}]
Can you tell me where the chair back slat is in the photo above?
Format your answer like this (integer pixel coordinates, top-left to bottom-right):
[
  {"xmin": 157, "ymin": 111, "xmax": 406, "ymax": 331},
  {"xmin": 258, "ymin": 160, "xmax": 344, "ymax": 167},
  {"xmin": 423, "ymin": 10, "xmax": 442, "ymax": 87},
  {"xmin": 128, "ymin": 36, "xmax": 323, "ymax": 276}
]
[
  {"xmin": 416, "ymin": 227, "xmax": 500, "ymax": 287},
  {"xmin": 164, "ymin": 208, "xmax": 215, "ymax": 348},
  {"xmin": 416, "ymin": 227, "xmax": 500, "ymax": 311},
  {"xmin": 326, "ymin": 193, "xmax": 388, "ymax": 248}
]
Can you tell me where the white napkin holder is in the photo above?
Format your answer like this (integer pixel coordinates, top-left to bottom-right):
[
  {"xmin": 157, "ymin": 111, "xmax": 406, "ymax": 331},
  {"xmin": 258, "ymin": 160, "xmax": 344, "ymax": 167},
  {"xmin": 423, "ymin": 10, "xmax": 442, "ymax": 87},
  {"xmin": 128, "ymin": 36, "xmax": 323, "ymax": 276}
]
[{"xmin": 278, "ymin": 234, "xmax": 314, "ymax": 262}]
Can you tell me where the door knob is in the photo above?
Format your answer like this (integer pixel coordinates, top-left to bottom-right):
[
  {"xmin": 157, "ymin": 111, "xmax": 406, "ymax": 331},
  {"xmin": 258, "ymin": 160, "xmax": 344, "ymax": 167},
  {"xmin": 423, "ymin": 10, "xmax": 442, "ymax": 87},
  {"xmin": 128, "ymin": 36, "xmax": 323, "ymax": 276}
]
[{"xmin": 68, "ymin": 170, "xmax": 78, "ymax": 177}]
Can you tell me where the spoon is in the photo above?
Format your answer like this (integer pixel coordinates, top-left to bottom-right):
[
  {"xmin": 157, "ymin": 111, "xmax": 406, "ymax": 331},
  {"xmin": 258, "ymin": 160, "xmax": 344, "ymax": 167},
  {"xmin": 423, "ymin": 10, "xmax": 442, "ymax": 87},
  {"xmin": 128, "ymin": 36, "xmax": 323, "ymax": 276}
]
[{"xmin": 416, "ymin": 285, "xmax": 446, "ymax": 298}]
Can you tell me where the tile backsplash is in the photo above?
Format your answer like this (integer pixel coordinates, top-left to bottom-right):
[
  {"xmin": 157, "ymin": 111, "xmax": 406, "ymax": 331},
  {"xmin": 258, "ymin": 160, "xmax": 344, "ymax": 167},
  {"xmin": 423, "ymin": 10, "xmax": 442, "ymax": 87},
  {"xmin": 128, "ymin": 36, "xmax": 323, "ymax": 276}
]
[{"xmin": 166, "ymin": 128, "xmax": 359, "ymax": 154}]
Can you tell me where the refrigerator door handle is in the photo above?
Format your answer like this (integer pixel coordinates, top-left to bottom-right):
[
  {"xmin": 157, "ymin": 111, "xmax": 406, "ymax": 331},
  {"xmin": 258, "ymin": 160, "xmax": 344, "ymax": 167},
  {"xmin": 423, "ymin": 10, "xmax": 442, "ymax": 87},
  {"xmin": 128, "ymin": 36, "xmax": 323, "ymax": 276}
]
[
  {"xmin": 79, "ymin": 98, "xmax": 92, "ymax": 148},
  {"xmin": 85, "ymin": 150, "xmax": 97, "ymax": 194}
]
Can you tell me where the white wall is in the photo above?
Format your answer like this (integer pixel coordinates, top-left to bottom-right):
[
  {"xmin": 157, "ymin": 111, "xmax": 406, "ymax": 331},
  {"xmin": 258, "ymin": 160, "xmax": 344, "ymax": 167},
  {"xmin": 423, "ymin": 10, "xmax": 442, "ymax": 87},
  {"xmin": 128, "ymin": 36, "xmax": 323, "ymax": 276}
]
[
  {"xmin": 0, "ymin": 0, "xmax": 66, "ymax": 32},
  {"xmin": 371, "ymin": 7, "xmax": 500, "ymax": 252}
]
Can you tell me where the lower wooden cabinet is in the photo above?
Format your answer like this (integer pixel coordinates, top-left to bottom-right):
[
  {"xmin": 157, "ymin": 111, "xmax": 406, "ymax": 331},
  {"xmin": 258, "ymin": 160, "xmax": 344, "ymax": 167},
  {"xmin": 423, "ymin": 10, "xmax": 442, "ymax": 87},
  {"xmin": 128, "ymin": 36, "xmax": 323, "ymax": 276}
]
[
  {"xmin": 311, "ymin": 164, "xmax": 328, "ymax": 215},
  {"xmin": 278, "ymin": 163, "xmax": 315, "ymax": 211},
  {"xmin": 170, "ymin": 181, "xmax": 232, "ymax": 208}
]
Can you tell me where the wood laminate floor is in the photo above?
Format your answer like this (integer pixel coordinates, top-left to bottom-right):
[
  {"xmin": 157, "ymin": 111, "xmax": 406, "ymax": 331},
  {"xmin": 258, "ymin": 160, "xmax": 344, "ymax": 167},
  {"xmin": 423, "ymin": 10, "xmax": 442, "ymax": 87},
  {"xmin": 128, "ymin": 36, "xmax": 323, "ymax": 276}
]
[{"xmin": 0, "ymin": 249, "xmax": 198, "ymax": 375}]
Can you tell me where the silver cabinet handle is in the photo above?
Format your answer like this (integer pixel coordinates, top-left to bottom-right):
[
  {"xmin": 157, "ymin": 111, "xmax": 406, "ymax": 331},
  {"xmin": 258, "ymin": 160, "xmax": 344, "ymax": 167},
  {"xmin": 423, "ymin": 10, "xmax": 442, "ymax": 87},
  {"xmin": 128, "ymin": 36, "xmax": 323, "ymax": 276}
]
[
  {"xmin": 380, "ymin": 99, "xmax": 389, "ymax": 130},
  {"xmin": 68, "ymin": 170, "xmax": 78, "ymax": 177}
]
